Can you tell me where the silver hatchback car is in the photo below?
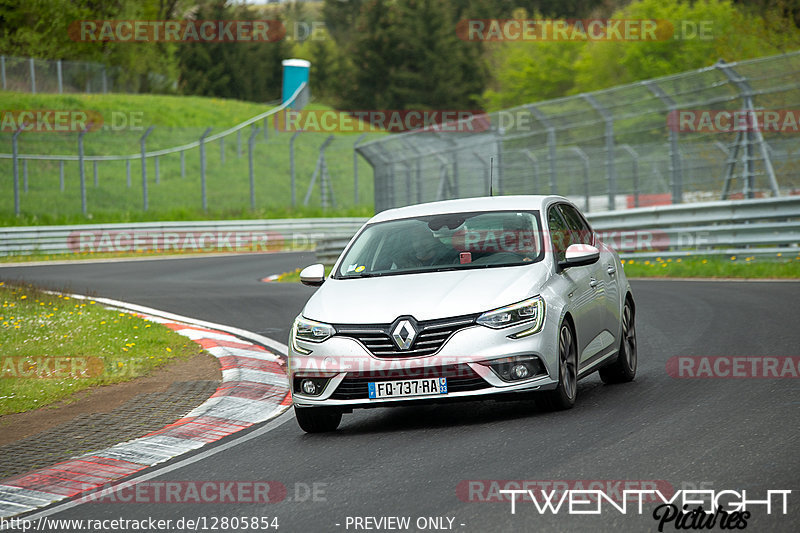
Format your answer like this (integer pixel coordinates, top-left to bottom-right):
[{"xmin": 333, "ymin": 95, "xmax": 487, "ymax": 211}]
[{"xmin": 289, "ymin": 195, "xmax": 636, "ymax": 432}]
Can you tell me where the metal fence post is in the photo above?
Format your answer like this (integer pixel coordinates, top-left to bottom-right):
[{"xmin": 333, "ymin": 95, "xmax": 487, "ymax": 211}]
[
  {"xmin": 154, "ymin": 156, "xmax": 160, "ymax": 184},
  {"xmin": 78, "ymin": 128, "xmax": 88, "ymax": 215},
  {"xmin": 1, "ymin": 55, "xmax": 6, "ymax": 90},
  {"xmin": 140, "ymin": 126, "xmax": 154, "ymax": 211},
  {"xmin": 23, "ymin": 160, "xmax": 28, "ymax": 193},
  {"xmin": 199, "ymin": 127, "xmax": 213, "ymax": 211},
  {"xmin": 582, "ymin": 94, "xmax": 616, "ymax": 211},
  {"xmin": 569, "ymin": 147, "xmax": 591, "ymax": 212},
  {"xmin": 263, "ymin": 117, "xmax": 269, "ymax": 140},
  {"xmin": 304, "ymin": 135, "xmax": 334, "ymax": 207},
  {"xmin": 619, "ymin": 144, "xmax": 640, "ymax": 207},
  {"xmin": 401, "ymin": 139, "xmax": 423, "ymax": 203},
  {"xmin": 60, "ymin": 160, "xmax": 65, "ymax": 192},
  {"xmin": 180, "ymin": 150, "xmax": 185, "ymax": 179},
  {"xmin": 353, "ymin": 133, "xmax": 367, "ymax": 205},
  {"xmin": 126, "ymin": 159, "xmax": 131, "ymax": 188},
  {"xmin": 57, "ymin": 60, "xmax": 63, "ymax": 94},
  {"xmin": 289, "ymin": 131, "xmax": 301, "ymax": 207},
  {"xmin": 527, "ymin": 105, "xmax": 557, "ymax": 194},
  {"xmin": 248, "ymin": 127, "xmax": 260, "ymax": 210},
  {"xmin": 12, "ymin": 125, "xmax": 24, "ymax": 216},
  {"xmin": 644, "ymin": 81, "xmax": 682, "ymax": 204},
  {"xmin": 29, "ymin": 57, "xmax": 35, "ymax": 94},
  {"xmin": 472, "ymin": 152, "xmax": 490, "ymax": 195},
  {"xmin": 715, "ymin": 60, "xmax": 780, "ymax": 198},
  {"xmin": 524, "ymin": 150, "xmax": 540, "ymax": 194}
]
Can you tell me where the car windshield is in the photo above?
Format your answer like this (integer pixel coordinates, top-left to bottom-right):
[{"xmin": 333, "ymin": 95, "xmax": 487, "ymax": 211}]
[{"xmin": 335, "ymin": 210, "xmax": 544, "ymax": 278}]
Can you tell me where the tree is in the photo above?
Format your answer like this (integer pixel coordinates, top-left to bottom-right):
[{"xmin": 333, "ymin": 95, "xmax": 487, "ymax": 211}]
[
  {"xmin": 342, "ymin": 0, "xmax": 486, "ymax": 110},
  {"xmin": 571, "ymin": 0, "xmax": 800, "ymax": 93}
]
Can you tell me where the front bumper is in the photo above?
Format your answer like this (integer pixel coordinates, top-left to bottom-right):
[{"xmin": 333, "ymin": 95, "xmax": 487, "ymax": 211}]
[{"xmin": 289, "ymin": 320, "xmax": 559, "ymax": 409}]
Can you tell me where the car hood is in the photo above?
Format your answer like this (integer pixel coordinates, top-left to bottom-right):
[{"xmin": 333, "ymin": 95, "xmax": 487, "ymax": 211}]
[{"xmin": 302, "ymin": 263, "xmax": 550, "ymax": 324}]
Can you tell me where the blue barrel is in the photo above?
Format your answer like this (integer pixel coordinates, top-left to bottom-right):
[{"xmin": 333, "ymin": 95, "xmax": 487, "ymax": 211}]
[{"xmin": 282, "ymin": 59, "xmax": 311, "ymax": 108}]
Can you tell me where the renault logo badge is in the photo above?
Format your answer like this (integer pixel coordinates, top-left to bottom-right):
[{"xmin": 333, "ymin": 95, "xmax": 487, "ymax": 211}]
[{"xmin": 391, "ymin": 319, "xmax": 417, "ymax": 350}]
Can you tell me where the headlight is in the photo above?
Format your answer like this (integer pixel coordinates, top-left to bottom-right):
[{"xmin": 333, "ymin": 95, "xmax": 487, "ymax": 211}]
[
  {"xmin": 293, "ymin": 316, "xmax": 335, "ymax": 343},
  {"xmin": 476, "ymin": 296, "xmax": 544, "ymax": 334}
]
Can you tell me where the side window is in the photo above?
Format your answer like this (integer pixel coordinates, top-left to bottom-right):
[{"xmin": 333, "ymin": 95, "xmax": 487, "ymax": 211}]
[
  {"xmin": 547, "ymin": 206, "xmax": 570, "ymax": 262},
  {"xmin": 558, "ymin": 204, "xmax": 593, "ymax": 245}
]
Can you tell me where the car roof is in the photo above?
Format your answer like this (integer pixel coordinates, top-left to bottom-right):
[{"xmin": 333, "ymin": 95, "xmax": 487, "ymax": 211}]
[{"xmin": 369, "ymin": 195, "xmax": 570, "ymax": 223}]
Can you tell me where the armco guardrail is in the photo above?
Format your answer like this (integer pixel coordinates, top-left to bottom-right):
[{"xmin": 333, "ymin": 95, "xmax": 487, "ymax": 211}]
[
  {"xmin": 0, "ymin": 218, "xmax": 366, "ymax": 257},
  {"xmin": 313, "ymin": 197, "xmax": 800, "ymax": 264},
  {"xmin": 2, "ymin": 197, "xmax": 798, "ymax": 261}
]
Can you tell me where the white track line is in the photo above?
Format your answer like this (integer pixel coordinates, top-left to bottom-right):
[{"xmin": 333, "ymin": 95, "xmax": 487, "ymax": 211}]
[
  {"xmin": 0, "ymin": 411, "xmax": 294, "ymax": 527},
  {"xmin": 0, "ymin": 293, "xmax": 294, "ymax": 525}
]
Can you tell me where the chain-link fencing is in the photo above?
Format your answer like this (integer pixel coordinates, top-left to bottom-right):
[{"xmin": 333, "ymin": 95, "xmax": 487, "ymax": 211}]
[{"xmin": 357, "ymin": 51, "xmax": 800, "ymax": 213}]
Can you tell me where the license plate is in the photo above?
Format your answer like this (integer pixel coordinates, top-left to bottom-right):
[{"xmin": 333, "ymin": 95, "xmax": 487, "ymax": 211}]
[{"xmin": 368, "ymin": 378, "xmax": 448, "ymax": 399}]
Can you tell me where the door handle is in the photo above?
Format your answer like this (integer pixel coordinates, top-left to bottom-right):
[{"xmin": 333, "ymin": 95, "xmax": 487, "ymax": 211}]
[
  {"xmin": 607, "ymin": 265, "xmax": 616, "ymax": 275},
  {"xmin": 589, "ymin": 278, "xmax": 598, "ymax": 288}
]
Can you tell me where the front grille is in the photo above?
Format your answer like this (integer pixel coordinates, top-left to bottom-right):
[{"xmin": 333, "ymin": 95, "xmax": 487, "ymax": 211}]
[
  {"xmin": 329, "ymin": 364, "xmax": 490, "ymax": 400},
  {"xmin": 334, "ymin": 313, "xmax": 479, "ymax": 358}
]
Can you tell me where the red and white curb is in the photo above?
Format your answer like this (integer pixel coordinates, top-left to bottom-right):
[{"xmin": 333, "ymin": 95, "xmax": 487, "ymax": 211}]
[{"xmin": 0, "ymin": 298, "xmax": 292, "ymax": 519}]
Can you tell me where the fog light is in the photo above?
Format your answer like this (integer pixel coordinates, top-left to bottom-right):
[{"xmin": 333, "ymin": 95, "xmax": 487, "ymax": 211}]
[
  {"xmin": 302, "ymin": 379, "xmax": 317, "ymax": 395},
  {"xmin": 480, "ymin": 356, "xmax": 545, "ymax": 382},
  {"xmin": 512, "ymin": 364, "xmax": 529, "ymax": 379}
]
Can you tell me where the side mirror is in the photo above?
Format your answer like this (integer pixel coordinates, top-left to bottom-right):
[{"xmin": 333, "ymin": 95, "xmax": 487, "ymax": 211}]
[
  {"xmin": 299, "ymin": 264, "xmax": 326, "ymax": 287},
  {"xmin": 559, "ymin": 244, "xmax": 600, "ymax": 269}
]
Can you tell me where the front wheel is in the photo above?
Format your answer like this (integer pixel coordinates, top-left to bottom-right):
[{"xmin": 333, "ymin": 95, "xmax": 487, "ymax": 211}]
[
  {"xmin": 599, "ymin": 298, "xmax": 637, "ymax": 384},
  {"xmin": 294, "ymin": 406, "xmax": 342, "ymax": 433},
  {"xmin": 538, "ymin": 321, "xmax": 577, "ymax": 411}
]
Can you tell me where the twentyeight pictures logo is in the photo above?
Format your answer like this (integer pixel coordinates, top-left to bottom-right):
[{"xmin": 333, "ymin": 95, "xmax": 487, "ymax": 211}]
[{"xmin": 69, "ymin": 20, "xmax": 285, "ymax": 42}]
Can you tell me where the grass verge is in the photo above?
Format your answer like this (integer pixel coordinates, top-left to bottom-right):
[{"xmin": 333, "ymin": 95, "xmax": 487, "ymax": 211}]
[
  {"xmin": 0, "ymin": 282, "xmax": 204, "ymax": 415},
  {"xmin": 622, "ymin": 255, "xmax": 800, "ymax": 278}
]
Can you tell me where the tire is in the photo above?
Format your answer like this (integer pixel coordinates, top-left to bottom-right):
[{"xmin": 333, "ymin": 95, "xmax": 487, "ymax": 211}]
[
  {"xmin": 538, "ymin": 321, "xmax": 577, "ymax": 411},
  {"xmin": 294, "ymin": 406, "xmax": 342, "ymax": 433},
  {"xmin": 599, "ymin": 298, "xmax": 637, "ymax": 384}
]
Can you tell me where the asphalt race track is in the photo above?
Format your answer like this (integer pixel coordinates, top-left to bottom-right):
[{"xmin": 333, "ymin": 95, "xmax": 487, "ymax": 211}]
[{"xmin": 1, "ymin": 253, "xmax": 799, "ymax": 532}]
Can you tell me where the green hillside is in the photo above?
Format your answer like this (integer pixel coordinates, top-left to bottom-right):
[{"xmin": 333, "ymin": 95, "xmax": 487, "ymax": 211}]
[{"xmin": 1, "ymin": 92, "xmax": 382, "ymax": 225}]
